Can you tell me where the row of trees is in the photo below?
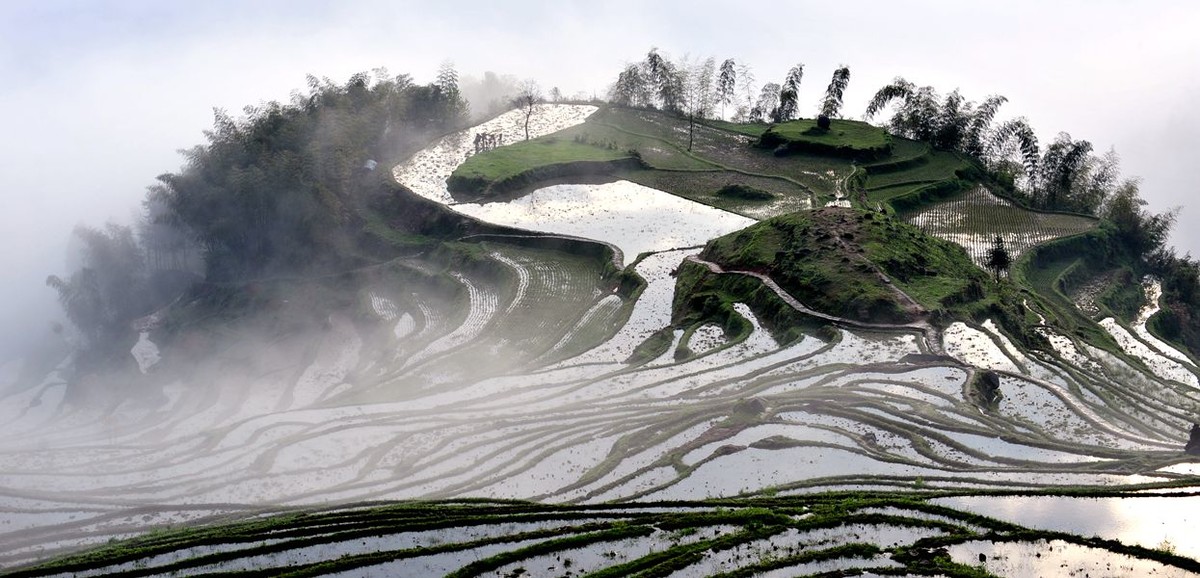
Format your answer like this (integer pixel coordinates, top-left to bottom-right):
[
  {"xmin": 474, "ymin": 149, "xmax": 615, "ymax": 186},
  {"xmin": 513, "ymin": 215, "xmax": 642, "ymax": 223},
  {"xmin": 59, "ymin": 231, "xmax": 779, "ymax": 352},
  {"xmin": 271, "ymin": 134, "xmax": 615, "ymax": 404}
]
[
  {"xmin": 863, "ymin": 76, "xmax": 1197, "ymax": 342},
  {"xmin": 608, "ymin": 48, "xmax": 854, "ymax": 150},
  {"xmin": 609, "ymin": 49, "xmax": 853, "ymax": 126},
  {"xmin": 862, "ymin": 77, "xmax": 1178, "ymax": 258}
]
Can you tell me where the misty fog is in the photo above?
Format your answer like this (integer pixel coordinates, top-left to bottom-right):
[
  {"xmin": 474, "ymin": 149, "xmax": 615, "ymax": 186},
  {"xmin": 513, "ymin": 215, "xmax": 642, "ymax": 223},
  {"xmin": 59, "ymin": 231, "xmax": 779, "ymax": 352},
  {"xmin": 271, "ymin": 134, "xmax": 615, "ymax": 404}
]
[{"xmin": 3, "ymin": 1, "xmax": 1200, "ymax": 572}]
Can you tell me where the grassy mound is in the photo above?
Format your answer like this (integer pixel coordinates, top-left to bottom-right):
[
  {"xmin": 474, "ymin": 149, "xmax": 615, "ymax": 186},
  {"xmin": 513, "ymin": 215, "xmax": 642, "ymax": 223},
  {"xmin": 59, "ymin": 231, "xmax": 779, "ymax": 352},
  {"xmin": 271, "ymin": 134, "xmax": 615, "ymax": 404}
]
[
  {"xmin": 447, "ymin": 136, "xmax": 636, "ymax": 196},
  {"xmin": 694, "ymin": 207, "xmax": 990, "ymax": 324},
  {"xmin": 758, "ymin": 118, "xmax": 892, "ymax": 160}
]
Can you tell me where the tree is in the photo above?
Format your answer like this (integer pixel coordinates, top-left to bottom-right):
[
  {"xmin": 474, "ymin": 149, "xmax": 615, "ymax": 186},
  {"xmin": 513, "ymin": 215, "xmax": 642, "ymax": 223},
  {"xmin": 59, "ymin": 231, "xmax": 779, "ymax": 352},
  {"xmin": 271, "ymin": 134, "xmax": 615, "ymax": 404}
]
[
  {"xmin": 693, "ymin": 57, "xmax": 716, "ymax": 119},
  {"xmin": 1103, "ymin": 179, "xmax": 1178, "ymax": 257},
  {"xmin": 1035, "ymin": 133, "xmax": 1093, "ymax": 210},
  {"xmin": 864, "ymin": 77, "xmax": 915, "ymax": 119},
  {"xmin": 750, "ymin": 82, "xmax": 780, "ymax": 123},
  {"xmin": 736, "ymin": 63, "xmax": 756, "ymax": 122},
  {"xmin": 609, "ymin": 63, "xmax": 648, "ymax": 107},
  {"xmin": 644, "ymin": 48, "xmax": 683, "ymax": 112},
  {"xmin": 516, "ymin": 79, "xmax": 541, "ymax": 141},
  {"xmin": 774, "ymin": 64, "xmax": 804, "ymax": 123},
  {"xmin": 716, "ymin": 58, "xmax": 736, "ymax": 120},
  {"xmin": 963, "ymin": 95, "xmax": 1007, "ymax": 157},
  {"xmin": 435, "ymin": 61, "xmax": 460, "ymax": 95},
  {"xmin": 152, "ymin": 71, "xmax": 470, "ymax": 280},
  {"xmin": 680, "ymin": 57, "xmax": 715, "ymax": 151},
  {"xmin": 990, "ymin": 117, "xmax": 1041, "ymax": 175},
  {"xmin": 867, "ymin": 79, "xmax": 1014, "ymax": 160},
  {"xmin": 46, "ymin": 224, "xmax": 149, "ymax": 344},
  {"xmin": 986, "ymin": 235, "xmax": 1012, "ymax": 282},
  {"xmin": 818, "ymin": 65, "xmax": 851, "ymax": 128}
]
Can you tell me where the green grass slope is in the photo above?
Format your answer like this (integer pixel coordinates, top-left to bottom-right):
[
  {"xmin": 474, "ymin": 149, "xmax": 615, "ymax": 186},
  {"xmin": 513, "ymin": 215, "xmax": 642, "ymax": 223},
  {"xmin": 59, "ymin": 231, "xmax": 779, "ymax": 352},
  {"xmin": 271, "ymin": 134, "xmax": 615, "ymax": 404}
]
[
  {"xmin": 447, "ymin": 106, "xmax": 973, "ymax": 215},
  {"xmin": 695, "ymin": 207, "xmax": 989, "ymax": 324},
  {"xmin": 446, "ymin": 136, "xmax": 637, "ymax": 196}
]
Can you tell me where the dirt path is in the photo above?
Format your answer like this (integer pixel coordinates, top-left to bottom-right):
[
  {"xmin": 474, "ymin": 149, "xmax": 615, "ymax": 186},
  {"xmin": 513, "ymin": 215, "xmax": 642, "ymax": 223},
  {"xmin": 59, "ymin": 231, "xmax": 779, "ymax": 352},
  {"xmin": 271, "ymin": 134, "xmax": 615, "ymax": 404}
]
[{"xmin": 684, "ymin": 254, "xmax": 944, "ymax": 355}]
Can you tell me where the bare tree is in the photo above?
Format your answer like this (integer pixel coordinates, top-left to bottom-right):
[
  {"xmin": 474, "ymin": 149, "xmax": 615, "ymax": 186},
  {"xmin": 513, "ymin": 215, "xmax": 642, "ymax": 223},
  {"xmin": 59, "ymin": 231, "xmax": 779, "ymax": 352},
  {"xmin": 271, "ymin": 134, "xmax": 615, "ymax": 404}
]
[
  {"xmin": 517, "ymin": 79, "xmax": 541, "ymax": 141},
  {"xmin": 681, "ymin": 57, "xmax": 715, "ymax": 151},
  {"xmin": 736, "ymin": 63, "xmax": 756, "ymax": 122}
]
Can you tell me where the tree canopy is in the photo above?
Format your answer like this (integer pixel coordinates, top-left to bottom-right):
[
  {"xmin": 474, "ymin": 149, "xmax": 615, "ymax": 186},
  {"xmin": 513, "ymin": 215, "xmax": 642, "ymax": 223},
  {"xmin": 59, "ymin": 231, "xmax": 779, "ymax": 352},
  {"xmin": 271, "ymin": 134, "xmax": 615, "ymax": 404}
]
[{"xmin": 150, "ymin": 70, "xmax": 469, "ymax": 281}]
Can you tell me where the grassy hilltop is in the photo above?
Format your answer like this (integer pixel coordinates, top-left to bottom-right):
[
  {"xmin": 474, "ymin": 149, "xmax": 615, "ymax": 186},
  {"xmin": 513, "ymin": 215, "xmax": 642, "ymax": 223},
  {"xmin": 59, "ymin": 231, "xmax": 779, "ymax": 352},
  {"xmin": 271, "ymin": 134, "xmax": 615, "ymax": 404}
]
[{"xmin": 448, "ymin": 106, "xmax": 1139, "ymax": 353}]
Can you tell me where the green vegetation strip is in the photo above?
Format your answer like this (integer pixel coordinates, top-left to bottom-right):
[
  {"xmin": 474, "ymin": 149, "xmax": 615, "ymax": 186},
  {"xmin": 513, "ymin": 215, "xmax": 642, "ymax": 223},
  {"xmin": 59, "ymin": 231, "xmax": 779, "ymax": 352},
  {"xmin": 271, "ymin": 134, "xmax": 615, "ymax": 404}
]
[
  {"xmin": 452, "ymin": 137, "xmax": 632, "ymax": 182},
  {"xmin": 13, "ymin": 492, "xmax": 1200, "ymax": 576}
]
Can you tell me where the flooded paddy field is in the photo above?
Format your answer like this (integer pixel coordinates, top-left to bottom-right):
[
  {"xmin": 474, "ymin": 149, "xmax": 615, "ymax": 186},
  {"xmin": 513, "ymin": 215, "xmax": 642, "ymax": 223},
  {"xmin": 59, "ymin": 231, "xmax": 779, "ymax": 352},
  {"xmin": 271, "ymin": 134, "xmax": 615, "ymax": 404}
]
[
  {"xmin": 10, "ymin": 498, "xmax": 1199, "ymax": 577},
  {"xmin": 4, "ymin": 105, "xmax": 1199, "ymax": 573}
]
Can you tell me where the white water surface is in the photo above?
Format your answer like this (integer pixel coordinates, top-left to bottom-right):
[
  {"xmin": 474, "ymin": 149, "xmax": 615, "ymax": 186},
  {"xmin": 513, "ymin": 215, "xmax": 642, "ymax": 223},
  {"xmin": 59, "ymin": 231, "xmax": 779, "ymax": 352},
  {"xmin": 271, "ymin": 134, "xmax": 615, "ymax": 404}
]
[{"xmin": 455, "ymin": 181, "xmax": 756, "ymax": 265}]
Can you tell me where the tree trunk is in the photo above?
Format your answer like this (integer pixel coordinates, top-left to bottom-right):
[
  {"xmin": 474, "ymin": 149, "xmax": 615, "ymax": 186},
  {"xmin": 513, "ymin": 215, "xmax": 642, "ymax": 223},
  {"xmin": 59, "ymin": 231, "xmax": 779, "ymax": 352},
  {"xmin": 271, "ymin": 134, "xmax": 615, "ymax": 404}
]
[
  {"xmin": 688, "ymin": 113, "xmax": 695, "ymax": 151},
  {"xmin": 524, "ymin": 99, "xmax": 533, "ymax": 141}
]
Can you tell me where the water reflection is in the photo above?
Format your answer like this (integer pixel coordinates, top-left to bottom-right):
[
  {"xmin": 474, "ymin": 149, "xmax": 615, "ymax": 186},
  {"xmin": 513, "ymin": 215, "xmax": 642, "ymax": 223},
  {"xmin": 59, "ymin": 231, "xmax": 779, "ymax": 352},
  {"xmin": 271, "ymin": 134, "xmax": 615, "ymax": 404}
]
[
  {"xmin": 934, "ymin": 495, "xmax": 1200, "ymax": 559},
  {"xmin": 455, "ymin": 181, "xmax": 756, "ymax": 265}
]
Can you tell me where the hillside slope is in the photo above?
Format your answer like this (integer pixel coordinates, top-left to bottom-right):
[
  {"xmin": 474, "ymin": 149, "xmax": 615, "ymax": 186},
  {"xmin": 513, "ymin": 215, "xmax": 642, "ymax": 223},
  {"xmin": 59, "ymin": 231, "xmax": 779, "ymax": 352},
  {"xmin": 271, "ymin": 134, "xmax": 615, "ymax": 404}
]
[{"xmin": 690, "ymin": 207, "xmax": 988, "ymax": 324}]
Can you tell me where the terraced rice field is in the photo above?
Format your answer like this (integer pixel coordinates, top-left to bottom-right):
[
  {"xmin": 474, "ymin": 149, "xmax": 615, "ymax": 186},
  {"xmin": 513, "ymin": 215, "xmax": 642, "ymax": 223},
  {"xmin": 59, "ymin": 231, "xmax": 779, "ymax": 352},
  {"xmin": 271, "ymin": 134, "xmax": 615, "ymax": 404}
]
[
  {"xmin": 3, "ymin": 105, "xmax": 1200, "ymax": 574},
  {"xmin": 11, "ymin": 498, "xmax": 1200, "ymax": 578},
  {"xmin": 904, "ymin": 186, "xmax": 1099, "ymax": 267}
]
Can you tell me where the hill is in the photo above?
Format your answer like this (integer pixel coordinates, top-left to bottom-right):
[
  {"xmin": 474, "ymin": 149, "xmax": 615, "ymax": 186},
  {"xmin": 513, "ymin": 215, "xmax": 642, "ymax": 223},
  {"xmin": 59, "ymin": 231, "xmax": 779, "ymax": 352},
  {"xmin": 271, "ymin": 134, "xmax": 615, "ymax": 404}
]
[
  {"xmin": 17, "ymin": 70, "xmax": 1200, "ymax": 575},
  {"xmin": 684, "ymin": 206, "xmax": 988, "ymax": 325}
]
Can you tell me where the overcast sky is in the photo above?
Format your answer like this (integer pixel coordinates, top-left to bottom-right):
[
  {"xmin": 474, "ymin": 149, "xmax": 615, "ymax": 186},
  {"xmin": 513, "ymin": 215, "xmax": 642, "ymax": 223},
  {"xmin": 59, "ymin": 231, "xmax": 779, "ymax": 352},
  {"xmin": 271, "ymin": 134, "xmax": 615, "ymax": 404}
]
[{"xmin": 2, "ymin": 0, "xmax": 1198, "ymax": 356}]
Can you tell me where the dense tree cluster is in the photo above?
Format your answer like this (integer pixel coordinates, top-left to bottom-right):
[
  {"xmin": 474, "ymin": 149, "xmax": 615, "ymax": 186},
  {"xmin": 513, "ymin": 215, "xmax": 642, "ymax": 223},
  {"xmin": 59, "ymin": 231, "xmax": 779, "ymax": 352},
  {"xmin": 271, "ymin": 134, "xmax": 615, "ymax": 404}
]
[
  {"xmin": 46, "ymin": 225, "xmax": 149, "ymax": 345},
  {"xmin": 47, "ymin": 68, "xmax": 472, "ymax": 356},
  {"xmin": 149, "ymin": 68, "xmax": 469, "ymax": 281}
]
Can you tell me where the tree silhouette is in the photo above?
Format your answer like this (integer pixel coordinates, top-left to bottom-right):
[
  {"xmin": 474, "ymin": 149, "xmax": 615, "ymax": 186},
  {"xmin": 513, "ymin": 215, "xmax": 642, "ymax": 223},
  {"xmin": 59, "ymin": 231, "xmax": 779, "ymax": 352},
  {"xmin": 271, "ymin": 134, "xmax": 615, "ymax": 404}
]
[
  {"xmin": 516, "ymin": 79, "xmax": 541, "ymax": 141},
  {"xmin": 773, "ymin": 64, "xmax": 804, "ymax": 123},
  {"xmin": 818, "ymin": 65, "xmax": 851, "ymax": 128},
  {"xmin": 645, "ymin": 48, "xmax": 684, "ymax": 113},
  {"xmin": 864, "ymin": 77, "xmax": 915, "ymax": 119},
  {"xmin": 716, "ymin": 58, "xmax": 736, "ymax": 120},
  {"xmin": 991, "ymin": 117, "xmax": 1041, "ymax": 174},
  {"xmin": 986, "ymin": 235, "xmax": 1012, "ymax": 282},
  {"xmin": 609, "ymin": 64, "xmax": 648, "ymax": 107},
  {"xmin": 750, "ymin": 82, "xmax": 779, "ymax": 123}
]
